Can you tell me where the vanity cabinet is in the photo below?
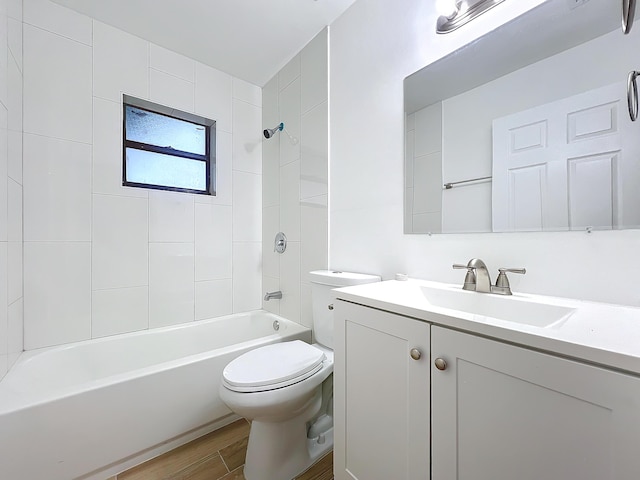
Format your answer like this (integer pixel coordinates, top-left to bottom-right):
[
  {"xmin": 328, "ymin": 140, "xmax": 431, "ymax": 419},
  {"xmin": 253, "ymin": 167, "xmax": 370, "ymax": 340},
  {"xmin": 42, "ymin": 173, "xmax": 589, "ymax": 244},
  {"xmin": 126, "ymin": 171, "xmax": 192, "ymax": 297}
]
[
  {"xmin": 431, "ymin": 325, "xmax": 640, "ymax": 480},
  {"xmin": 334, "ymin": 301, "xmax": 640, "ymax": 480},
  {"xmin": 333, "ymin": 300, "xmax": 430, "ymax": 480}
]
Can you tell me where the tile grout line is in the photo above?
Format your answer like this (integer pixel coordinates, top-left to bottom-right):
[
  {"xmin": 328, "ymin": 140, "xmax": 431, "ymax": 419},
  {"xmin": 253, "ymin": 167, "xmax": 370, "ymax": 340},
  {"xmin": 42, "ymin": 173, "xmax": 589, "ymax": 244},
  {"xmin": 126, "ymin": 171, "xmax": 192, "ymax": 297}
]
[{"xmin": 218, "ymin": 448, "xmax": 231, "ymax": 477}]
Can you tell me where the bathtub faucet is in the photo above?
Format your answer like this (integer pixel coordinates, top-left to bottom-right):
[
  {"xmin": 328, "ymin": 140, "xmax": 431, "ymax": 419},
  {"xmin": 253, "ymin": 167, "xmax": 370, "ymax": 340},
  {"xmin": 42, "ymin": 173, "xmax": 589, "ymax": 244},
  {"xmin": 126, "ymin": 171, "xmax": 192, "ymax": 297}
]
[{"xmin": 264, "ymin": 291, "xmax": 283, "ymax": 301}]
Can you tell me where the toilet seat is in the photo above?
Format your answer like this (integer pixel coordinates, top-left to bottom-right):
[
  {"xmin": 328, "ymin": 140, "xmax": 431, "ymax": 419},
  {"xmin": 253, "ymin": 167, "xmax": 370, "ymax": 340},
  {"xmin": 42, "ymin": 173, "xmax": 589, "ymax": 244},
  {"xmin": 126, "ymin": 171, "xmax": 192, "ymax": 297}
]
[{"xmin": 222, "ymin": 340, "xmax": 326, "ymax": 393}]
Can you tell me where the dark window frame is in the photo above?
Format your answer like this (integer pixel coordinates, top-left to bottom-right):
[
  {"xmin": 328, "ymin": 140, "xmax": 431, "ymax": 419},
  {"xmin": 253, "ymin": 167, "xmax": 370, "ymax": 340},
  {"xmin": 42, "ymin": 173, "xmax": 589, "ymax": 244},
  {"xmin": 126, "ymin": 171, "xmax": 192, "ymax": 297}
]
[{"xmin": 122, "ymin": 95, "xmax": 216, "ymax": 196}]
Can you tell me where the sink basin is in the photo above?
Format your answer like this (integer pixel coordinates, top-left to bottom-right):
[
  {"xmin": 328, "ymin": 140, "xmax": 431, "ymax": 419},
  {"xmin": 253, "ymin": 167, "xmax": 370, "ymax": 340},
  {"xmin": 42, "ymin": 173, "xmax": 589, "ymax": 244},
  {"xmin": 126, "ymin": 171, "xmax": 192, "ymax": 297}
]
[{"xmin": 419, "ymin": 285, "xmax": 575, "ymax": 327}]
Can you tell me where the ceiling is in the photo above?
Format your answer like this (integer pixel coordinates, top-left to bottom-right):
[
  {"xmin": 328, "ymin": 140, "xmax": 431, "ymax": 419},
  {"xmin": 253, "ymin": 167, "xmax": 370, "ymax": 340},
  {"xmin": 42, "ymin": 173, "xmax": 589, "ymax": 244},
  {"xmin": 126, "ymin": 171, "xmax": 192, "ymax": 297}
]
[{"xmin": 50, "ymin": 0, "xmax": 358, "ymax": 87}]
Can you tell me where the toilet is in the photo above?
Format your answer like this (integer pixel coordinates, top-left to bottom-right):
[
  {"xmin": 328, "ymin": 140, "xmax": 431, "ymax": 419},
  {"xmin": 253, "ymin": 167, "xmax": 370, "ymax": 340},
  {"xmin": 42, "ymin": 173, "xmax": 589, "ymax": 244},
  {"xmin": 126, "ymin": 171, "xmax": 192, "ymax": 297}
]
[{"xmin": 219, "ymin": 270, "xmax": 380, "ymax": 480}]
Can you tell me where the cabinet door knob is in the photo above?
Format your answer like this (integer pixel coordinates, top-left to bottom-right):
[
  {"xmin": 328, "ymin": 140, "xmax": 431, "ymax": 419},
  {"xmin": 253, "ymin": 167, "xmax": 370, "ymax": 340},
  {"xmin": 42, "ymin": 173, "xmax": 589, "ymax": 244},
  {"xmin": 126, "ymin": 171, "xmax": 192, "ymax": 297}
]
[
  {"xmin": 410, "ymin": 348, "xmax": 422, "ymax": 360},
  {"xmin": 434, "ymin": 358, "xmax": 447, "ymax": 370}
]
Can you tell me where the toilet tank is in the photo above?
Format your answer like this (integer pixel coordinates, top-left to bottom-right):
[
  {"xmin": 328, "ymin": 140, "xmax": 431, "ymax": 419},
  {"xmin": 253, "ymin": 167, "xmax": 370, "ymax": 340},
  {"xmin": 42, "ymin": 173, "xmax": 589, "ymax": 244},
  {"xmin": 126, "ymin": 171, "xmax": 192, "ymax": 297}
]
[{"xmin": 309, "ymin": 270, "xmax": 381, "ymax": 348}]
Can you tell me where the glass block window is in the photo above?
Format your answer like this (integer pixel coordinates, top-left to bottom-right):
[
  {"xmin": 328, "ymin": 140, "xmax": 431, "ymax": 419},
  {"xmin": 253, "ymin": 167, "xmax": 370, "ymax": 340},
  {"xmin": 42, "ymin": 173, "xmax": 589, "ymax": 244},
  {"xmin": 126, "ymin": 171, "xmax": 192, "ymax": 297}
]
[{"xmin": 123, "ymin": 95, "xmax": 216, "ymax": 195}]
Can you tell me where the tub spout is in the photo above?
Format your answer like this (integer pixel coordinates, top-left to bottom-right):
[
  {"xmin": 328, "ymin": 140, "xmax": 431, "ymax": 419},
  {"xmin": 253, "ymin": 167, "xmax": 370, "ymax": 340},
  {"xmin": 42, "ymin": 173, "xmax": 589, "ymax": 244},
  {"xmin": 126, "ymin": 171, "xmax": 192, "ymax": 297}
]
[{"xmin": 264, "ymin": 291, "xmax": 282, "ymax": 301}]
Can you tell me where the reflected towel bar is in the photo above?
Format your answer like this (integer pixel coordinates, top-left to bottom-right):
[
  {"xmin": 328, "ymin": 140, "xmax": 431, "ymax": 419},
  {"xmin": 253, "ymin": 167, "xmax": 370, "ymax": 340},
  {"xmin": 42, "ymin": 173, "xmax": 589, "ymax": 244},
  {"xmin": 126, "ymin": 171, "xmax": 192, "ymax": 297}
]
[
  {"xmin": 628, "ymin": 70, "xmax": 639, "ymax": 121},
  {"xmin": 444, "ymin": 176, "xmax": 492, "ymax": 189}
]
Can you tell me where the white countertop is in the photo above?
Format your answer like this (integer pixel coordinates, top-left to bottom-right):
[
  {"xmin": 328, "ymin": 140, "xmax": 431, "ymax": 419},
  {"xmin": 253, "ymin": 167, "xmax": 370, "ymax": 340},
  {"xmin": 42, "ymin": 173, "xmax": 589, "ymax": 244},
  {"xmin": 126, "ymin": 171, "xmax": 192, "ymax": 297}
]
[{"xmin": 333, "ymin": 279, "xmax": 640, "ymax": 375}]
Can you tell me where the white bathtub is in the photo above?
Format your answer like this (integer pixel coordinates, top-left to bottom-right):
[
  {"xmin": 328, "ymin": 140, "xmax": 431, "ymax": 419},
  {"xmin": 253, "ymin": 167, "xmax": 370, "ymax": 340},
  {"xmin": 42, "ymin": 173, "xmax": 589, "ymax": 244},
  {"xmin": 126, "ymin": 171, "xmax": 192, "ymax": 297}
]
[{"xmin": 0, "ymin": 310, "xmax": 310, "ymax": 480}]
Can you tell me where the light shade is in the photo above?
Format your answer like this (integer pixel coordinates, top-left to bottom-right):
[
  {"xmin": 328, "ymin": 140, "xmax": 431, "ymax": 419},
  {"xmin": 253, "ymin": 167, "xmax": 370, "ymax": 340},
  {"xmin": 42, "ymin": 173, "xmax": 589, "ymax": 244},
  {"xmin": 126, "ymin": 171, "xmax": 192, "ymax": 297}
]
[
  {"xmin": 436, "ymin": 0, "xmax": 459, "ymax": 18},
  {"xmin": 436, "ymin": 0, "xmax": 506, "ymax": 34}
]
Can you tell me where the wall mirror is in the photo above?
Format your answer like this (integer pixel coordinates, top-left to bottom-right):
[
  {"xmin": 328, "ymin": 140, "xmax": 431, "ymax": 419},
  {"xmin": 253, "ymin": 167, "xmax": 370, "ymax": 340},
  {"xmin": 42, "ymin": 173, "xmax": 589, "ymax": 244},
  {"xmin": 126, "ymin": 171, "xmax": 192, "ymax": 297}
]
[{"xmin": 404, "ymin": 0, "xmax": 640, "ymax": 234}]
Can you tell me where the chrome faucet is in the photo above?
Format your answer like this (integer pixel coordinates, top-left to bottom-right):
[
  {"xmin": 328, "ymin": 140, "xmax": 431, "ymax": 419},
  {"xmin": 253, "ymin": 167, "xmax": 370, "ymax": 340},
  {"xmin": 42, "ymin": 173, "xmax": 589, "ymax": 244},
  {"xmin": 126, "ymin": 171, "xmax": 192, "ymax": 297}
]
[
  {"xmin": 453, "ymin": 259, "xmax": 525, "ymax": 295},
  {"xmin": 264, "ymin": 291, "xmax": 282, "ymax": 301},
  {"xmin": 453, "ymin": 258, "xmax": 491, "ymax": 293}
]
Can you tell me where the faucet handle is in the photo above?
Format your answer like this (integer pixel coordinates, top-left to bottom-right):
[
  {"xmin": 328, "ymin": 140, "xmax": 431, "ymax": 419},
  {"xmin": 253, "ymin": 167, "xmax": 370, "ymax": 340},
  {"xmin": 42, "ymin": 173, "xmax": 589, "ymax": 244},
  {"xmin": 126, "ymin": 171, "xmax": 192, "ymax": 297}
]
[
  {"xmin": 453, "ymin": 264, "xmax": 476, "ymax": 291},
  {"xmin": 453, "ymin": 264, "xmax": 470, "ymax": 270},
  {"xmin": 499, "ymin": 267, "xmax": 526, "ymax": 275},
  {"xmin": 493, "ymin": 268, "xmax": 526, "ymax": 295}
]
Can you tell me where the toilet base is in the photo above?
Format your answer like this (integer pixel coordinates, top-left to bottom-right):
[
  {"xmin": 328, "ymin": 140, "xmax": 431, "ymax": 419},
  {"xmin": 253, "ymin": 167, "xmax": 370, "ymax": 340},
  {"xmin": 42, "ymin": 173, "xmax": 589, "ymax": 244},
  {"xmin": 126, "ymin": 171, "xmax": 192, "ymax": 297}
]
[
  {"xmin": 243, "ymin": 396, "xmax": 334, "ymax": 480},
  {"xmin": 307, "ymin": 426, "xmax": 334, "ymax": 467},
  {"xmin": 244, "ymin": 425, "xmax": 334, "ymax": 480}
]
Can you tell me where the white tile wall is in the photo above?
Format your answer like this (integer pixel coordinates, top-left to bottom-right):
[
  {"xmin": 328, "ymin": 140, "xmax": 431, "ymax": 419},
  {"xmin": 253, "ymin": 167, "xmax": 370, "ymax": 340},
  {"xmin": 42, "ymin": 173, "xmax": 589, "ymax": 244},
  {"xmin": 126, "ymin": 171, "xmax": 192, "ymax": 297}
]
[
  {"xmin": 262, "ymin": 205, "xmax": 280, "ymax": 278},
  {"xmin": 0, "ymin": 14, "xmax": 8, "ymax": 111},
  {"xmin": 195, "ymin": 203, "xmax": 232, "ymax": 281},
  {"xmin": 149, "ymin": 242, "xmax": 195, "ymax": 327},
  {"xmin": 91, "ymin": 287, "xmax": 149, "ymax": 338},
  {"xmin": 149, "ymin": 190, "xmax": 195, "ymax": 243},
  {"xmin": 93, "ymin": 21, "xmax": 149, "ymax": 102},
  {"xmin": 150, "ymin": 44, "xmax": 195, "ymax": 82},
  {"xmin": 1, "ymin": 0, "xmax": 21, "ymax": 377},
  {"xmin": 279, "ymin": 241, "xmax": 301, "ymax": 322},
  {"xmin": 233, "ymin": 242, "xmax": 262, "ymax": 313},
  {"xmin": 195, "ymin": 279, "xmax": 232, "ymax": 320},
  {"xmin": 279, "ymin": 77, "xmax": 301, "ymax": 166},
  {"xmin": 301, "ymin": 29, "xmax": 328, "ymax": 115},
  {"xmin": 0, "ymin": 354, "xmax": 6, "ymax": 380},
  {"xmin": 300, "ymin": 102, "xmax": 328, "ymax": 199},
  {"xmin": 8, "ymin": 17, "xmax": 22, "ymax": 72},
  {"xmin": 233, "ymin": 171, "xmax": 262, "ymax": 242},
  {"xmin": 92, "ymin": 194, "xmax": 149, "ymax": 290},
  {"xmin": 23, "ymin": 134, "xmax": 91, "ymax": 241},
  {"xmin": 7, "ymin": 177, "xmax": 20, "ymax": 241},
  {"xmin": 19, "ymin": 0, "xmax": 263, "ymax": 351},
  {"xmin": 7, "ymin": 298, "xmax": 22, "ymax": 365},
  {"xmin": 262, "ymin": 77, "xmax": 280, "ymax": 207},
  {"xmin": 0, "ymin": 109, "xmax": 7, "ymax": 243},
  {"xmin": 149, "ymin": 68, "xmax": 195, "ymax": 113},
  {"xmin": 7, "ymin": 240, "xmax": 20, "ymax": 304},
  {"xmin": 6, "ymin": 53, "xmax": 19, "ymax": 133},
  {"xmin": 0, "ymin": 246, "xmax": 6, "ymax": 361},
  {"xmin": 7, "ymin": 131, "xmax": 20, "ymax": 186},
  {"xmin": 262, "ymin": 132, "xmax": 280, "ymax": 207},
  {"xmin": 195, "ymin": 63, "xmax": 232, "ymax": 134},
  {"xmin": 233, "ymin": 99, "xmax": 262, "ymax": 174},
  {"xmin": 300, "ymin": 200, "xmax": 328, "ymax": 284},
  {"xmin": 300, "ymin": 283, "xmax": 312, "ymax": 329},
  {"xmin": 24, "ymin": 0, "xmax": 91, "ymax": 45},
  {"xmin": 7, "ymin": 0, "xmax": 21, "ymax": 22},
  {"xmin": 262, "ymin": 29, "xmax": 328, "ymax": 326},
  {"xmin": 23, "ymin": 23, "xmax": 92, "ymax": 142},
  {"xmin": 24, "ymin": 242, "xmax": 91, "ymax": 349},
  {"xmin": 280, "ymin": 160, "xmax": 301, "ymax": 241},
  {"xmin": 279, "ymin": 54, "xmax": 300, "ymax": 91},
  {"xmin": 233, "ymin": 78, "xmax": 262, "ymax": 107}
]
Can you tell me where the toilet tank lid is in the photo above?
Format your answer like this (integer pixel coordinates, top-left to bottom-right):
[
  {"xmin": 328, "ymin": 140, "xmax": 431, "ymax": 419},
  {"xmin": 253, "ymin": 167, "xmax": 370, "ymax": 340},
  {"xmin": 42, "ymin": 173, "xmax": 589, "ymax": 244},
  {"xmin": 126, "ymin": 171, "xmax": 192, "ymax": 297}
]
[{"xmin": 309, "ymin": 270, "xmax": 381, "ymax": 287}]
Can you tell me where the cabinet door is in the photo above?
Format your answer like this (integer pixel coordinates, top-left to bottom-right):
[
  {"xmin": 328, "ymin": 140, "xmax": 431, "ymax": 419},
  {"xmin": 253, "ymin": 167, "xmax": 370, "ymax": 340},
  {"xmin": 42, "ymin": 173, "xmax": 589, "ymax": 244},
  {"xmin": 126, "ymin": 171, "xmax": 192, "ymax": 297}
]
[
  {"xmin": 432, "ymin": 326, "xmax": 640, "ymax": 480},
  {"xmin": 334, "ymin": 301, "xmax": 430, "ymax": 480}
]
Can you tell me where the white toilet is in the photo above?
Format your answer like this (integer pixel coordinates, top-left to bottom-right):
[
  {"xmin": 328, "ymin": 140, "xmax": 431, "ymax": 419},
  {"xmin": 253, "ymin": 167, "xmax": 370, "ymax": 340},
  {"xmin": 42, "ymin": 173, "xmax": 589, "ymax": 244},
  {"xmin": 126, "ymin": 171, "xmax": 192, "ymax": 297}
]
[{"xmin": 219, "ymin": 270, "xmax": 380, "ymax": 480}]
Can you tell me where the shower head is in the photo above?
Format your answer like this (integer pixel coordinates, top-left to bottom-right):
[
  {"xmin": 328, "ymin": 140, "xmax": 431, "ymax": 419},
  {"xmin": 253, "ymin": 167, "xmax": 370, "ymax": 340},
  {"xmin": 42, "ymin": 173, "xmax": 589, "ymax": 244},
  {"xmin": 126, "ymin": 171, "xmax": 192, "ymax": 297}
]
[{"xmin": 263, "ymin": 122, "xmax": 284, "ymax": 139}]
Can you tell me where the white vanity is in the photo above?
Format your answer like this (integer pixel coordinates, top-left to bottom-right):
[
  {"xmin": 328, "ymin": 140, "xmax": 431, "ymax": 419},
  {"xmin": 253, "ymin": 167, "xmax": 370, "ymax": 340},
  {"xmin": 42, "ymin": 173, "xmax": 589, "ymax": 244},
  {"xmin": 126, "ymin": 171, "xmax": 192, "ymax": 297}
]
[{"xmin": 332, "ymin": 279, "xmax": 640, "ymax": 480}]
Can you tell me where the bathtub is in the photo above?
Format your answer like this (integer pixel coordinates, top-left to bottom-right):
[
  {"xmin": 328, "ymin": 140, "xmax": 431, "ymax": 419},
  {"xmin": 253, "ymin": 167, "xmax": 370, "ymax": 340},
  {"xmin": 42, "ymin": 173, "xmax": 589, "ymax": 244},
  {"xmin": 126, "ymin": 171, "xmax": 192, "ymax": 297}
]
[{"xmin": 0, "ymin": 310, "xmax": 310, "ymax": 480}]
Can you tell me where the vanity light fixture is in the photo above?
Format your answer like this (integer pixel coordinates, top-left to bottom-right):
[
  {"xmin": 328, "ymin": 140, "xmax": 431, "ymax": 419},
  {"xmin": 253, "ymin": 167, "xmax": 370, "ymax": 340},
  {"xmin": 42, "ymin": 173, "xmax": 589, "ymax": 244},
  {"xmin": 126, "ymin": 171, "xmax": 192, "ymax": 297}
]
[{"xmin": 436, "ymin": 0, "xmax": 506, "ymax": 34}]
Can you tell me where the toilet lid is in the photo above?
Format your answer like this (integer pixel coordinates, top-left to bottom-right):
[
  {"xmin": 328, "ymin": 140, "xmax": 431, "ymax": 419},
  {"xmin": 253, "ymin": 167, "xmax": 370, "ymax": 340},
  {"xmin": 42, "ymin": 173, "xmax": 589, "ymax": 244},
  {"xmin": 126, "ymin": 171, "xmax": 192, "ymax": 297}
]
[{"xmin": 222, "ymin": 340, "xmax": 326, "ymax": 392}]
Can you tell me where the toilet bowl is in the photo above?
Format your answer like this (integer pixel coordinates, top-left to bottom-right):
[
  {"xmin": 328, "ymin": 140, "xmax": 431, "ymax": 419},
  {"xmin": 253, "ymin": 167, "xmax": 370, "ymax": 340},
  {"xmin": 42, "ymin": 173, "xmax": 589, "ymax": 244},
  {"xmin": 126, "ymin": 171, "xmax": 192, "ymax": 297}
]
[{"xmin": 219, "ymin": 270, "xmax": 380, "ymax": 480}]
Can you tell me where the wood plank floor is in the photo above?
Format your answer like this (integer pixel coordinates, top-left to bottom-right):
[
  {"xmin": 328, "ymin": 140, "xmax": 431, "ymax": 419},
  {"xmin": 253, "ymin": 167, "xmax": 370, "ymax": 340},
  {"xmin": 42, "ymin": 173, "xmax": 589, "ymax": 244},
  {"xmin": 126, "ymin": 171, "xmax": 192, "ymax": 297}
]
[{"xmin": 109, "ymin": 419, "xmax": 334, "ymax": 480}]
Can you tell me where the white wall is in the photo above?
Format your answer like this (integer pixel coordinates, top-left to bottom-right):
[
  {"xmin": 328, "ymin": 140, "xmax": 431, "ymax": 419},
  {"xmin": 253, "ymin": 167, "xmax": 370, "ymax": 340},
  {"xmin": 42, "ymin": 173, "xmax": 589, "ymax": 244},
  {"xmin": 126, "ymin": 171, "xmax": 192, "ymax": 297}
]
[
  {"xmin": 262, "ymin": 29, "xmax": 328, "ymax": 329},
  {"xmin": 0, "ymin": 0, "xmax": 23, "ymax": 379},
  {"xmin": 330, "ymin": 0, "xmax": 640, "ymax": 307},
  {"xmin": 22, "ymin": 0, "xmax": 262, "ymax": 350}
]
